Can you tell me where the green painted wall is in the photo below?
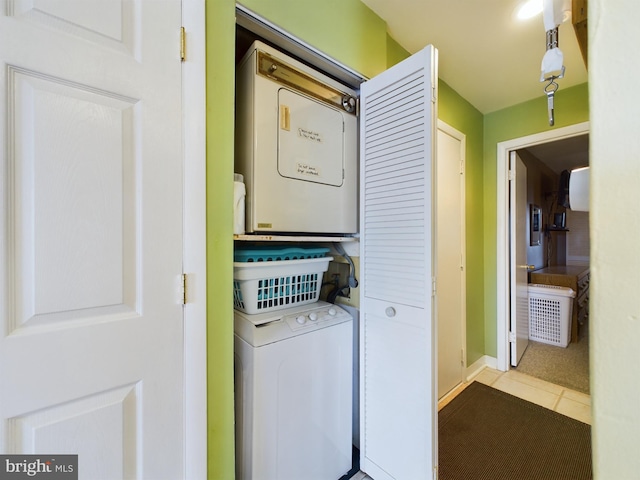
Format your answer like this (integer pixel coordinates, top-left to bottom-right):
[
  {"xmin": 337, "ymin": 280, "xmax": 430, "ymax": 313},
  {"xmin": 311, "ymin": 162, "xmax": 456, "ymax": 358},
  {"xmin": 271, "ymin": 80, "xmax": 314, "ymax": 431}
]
[
  {"xmin": 205, "ymin": 1, "xmax": 236, "ymax": 479},
  {"xmin": 482, "ymin": 82, "xmax": 589, "ymax": 356},
  {"xmin": 240, "ymin": 0, "xmax": 387, "ymax": 78},
  {"xmin": 438, "ymin": 82, "xmax": 485, "ymax": 364},
  {"xmin": 386, "ymin": 33, "xmax": 408, "ymax": 67}
]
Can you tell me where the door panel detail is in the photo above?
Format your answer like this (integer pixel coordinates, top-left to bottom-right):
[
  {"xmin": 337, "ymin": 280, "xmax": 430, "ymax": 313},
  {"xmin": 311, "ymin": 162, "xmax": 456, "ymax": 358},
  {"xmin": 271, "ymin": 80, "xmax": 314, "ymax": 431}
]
[
  {"xmin": 7, "ymin": 67, "xmax": 139, "ymax": 332},
  {"xmin": 7, "ymin": 383, "xmax": 140, "ymax": 478},
  {"xmin": 6, "ymin": 0, "xmax": 136, "ymax": 55},
  {"xmin": 363, "ymin": 308, "xmax": 429, "ymax": 477}
]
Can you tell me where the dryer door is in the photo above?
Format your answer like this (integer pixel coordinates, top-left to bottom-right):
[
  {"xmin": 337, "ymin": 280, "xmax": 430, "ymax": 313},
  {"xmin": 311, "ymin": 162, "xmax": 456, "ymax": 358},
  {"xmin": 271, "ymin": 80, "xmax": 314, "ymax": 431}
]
[{"xmin": 277, "ymin": 88, "xmax": 345, "ymax": 187}]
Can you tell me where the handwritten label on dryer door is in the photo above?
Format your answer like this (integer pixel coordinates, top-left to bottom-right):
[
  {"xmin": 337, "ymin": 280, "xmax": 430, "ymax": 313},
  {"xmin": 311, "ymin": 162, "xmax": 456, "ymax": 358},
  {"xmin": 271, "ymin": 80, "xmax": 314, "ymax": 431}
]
[
  {"xmin": 297, "ymin": 163, "xmax": 321, "ymax": 177},
  {"xmin": 298, "ymin": 128, "xmax": 322, "ymax": 143}
]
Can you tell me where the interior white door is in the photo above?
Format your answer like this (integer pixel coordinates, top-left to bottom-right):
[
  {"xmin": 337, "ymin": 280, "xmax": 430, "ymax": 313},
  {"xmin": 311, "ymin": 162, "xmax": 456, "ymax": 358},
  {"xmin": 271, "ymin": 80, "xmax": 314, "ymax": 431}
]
[
  {"xmin": 510, "ymin": 152, "xmax": 530, "ymax": 366},
  {"xmin": 436, "ymin": 122, "xmax": 466, "ymax": 399},
  {"xmin": 0, "ymin": 2, "xmax": 184, "ymax": 478},
  {"xmin": 360, "ymin": 45, "xmax": 438, "ymax": 480}
]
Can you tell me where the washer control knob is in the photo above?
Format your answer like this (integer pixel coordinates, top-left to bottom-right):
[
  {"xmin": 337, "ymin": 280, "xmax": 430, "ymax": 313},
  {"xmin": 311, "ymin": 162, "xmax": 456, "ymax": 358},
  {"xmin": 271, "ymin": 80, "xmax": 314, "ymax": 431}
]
[
  {"xmin": 296, "ymin": 315, "xmax": 307, "ymax": 325},
  {"xmin": 328, "ymin": 307, "xmax": 337, "ymax": 316},
  {"xmin": 309, "ymin": 312, "xmax": 318, "ymax": 321}
]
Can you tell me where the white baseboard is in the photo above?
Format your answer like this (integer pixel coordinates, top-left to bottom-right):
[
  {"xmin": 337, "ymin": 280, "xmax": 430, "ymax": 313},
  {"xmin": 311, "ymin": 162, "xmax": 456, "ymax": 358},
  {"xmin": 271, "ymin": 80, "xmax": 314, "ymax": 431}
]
[{"xmin": 466, "ymin": 355, "xmax": 498, "ymax": 381}]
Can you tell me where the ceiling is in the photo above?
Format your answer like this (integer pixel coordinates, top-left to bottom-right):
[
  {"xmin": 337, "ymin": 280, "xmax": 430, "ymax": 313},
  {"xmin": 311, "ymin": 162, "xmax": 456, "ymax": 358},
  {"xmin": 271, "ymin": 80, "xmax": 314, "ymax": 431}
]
[
  {"xmin": 360, "ymin": 0, "xmax": 588, "ymax": 115},
  {"xmin": 523, "ymin": 134, "xmax": 589, "ymax": 173},
  {"xmin": 359, "ymin": 0, "xmax": 589, "ymax": 171}
]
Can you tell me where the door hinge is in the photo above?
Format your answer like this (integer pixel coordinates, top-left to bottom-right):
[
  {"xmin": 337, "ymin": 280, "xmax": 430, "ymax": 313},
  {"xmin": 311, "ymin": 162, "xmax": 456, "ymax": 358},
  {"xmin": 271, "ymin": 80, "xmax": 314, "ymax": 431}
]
[
  {"xmin": 180, "ymin": 273, "xmax": 188, "ymax": 305},
  {"xmin": 180, "ymin": 26, "xmax": 186, "ymax": 62},
  {"xmin": 509, "ymin": 331, "xmax": 516, "ymax": 343},
  {"xmin": 508, "ymin": 169, "xmax": 516, "ymax": 181},
  {"xmin": 461, "ymin": 348, "xmax": 465, "ymax": 366},
  {"xmin": 432, "ymin": 277, "xmax": 437, "ymax": 296}
]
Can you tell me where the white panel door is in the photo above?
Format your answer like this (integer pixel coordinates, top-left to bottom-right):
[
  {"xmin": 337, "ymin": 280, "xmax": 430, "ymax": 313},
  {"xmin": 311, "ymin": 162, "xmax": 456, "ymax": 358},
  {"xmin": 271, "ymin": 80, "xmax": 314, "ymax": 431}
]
[
  {"xmin": 436, "ymin": 122, "xmax": 466, "ymax": 399},
  {"xmin": 0, "ymin": 2, "xmax": 184, "ymax": 478},
  {"xmin": 360, "ymin": 45, "xmax": 438, "ymax": 480},
  {"xmin": 510, "ymin": 152, "xmax": 530, "ymax": 366}
]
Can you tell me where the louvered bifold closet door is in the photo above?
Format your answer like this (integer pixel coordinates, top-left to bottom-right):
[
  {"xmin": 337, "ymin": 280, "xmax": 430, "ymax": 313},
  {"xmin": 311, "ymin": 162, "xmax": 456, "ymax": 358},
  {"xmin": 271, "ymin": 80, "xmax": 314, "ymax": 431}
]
[{"xmin": 359, "ymin": 46, "xmax": 438, "ymax": 480}]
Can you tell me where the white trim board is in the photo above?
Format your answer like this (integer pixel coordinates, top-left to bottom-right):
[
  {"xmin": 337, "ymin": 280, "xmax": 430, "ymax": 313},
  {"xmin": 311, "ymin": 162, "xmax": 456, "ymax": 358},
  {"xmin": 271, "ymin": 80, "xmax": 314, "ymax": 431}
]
[
  {"xmin": 495, "ymin": 122, "xmax": 590, "ymax": 372},
  {"xmin": 466, "ymin": 355, "xmax": 498, "ymax": 381},
  {"xmin": 183, "ymin": 1, "xmax": 208, "ymax": 477}
]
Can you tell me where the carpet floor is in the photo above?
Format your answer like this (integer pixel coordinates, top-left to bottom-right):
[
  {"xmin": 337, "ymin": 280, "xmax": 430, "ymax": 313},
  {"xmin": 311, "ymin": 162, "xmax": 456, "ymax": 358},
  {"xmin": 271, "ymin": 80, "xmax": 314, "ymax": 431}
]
[
  {"xmin": 515, "ymin": 323, "xmax": 590, "ymax": 394},
  {"xmin": 439, "ymin": 382, "xmax": 592, "ymax": 480}
]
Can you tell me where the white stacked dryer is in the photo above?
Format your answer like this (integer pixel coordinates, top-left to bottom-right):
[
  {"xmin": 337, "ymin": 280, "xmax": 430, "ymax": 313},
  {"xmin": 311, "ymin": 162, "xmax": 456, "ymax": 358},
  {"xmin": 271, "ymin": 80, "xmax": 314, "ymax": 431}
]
[{"xmin": 235, "ymin": 41, "xmax": 358, "ymax": 234}]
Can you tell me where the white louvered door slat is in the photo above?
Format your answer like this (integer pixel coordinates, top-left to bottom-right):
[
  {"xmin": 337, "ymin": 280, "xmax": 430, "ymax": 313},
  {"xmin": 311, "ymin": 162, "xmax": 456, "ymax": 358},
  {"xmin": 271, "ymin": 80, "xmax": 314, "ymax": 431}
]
[{"xmin": 359, "ymin": 45, "xmax": 438, "ymax": 480}]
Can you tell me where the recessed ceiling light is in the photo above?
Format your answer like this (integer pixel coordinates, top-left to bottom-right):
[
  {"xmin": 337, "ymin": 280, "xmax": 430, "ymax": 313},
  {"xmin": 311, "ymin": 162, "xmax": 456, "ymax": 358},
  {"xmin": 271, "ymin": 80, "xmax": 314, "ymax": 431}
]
[{"xmin": 516, "ymin": 0, "xmax": 543, "ymax": 20}]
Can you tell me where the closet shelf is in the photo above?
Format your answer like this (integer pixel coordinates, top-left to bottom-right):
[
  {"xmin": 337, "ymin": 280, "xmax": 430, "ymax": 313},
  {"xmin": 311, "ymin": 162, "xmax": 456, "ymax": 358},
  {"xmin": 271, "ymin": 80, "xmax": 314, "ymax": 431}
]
[{"xmin": 234, "ymin": 234, "xmax": 358, "ymax": 242}]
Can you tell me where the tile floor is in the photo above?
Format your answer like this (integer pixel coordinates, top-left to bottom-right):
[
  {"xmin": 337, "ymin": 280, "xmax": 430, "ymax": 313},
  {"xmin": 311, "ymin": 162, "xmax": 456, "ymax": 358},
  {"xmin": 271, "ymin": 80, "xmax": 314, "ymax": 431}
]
[
  {"xmin": 352, "ymin": 366, "xmax": 591, "ymax": 480},
  {"xmin": 465, "ymin": 367, "xmax": 591, "ymax": 425}
]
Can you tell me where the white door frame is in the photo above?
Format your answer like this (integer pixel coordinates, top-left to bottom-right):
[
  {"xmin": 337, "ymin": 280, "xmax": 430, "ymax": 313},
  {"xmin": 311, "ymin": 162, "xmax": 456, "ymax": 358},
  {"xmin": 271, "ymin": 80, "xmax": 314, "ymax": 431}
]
[
  {"xmin": 183, "ymin": 1, "xmax": 207, "ymax": 477},
  {"xmin": 495, "ymin": 121, "xmax": 589, "ymax": 372}
]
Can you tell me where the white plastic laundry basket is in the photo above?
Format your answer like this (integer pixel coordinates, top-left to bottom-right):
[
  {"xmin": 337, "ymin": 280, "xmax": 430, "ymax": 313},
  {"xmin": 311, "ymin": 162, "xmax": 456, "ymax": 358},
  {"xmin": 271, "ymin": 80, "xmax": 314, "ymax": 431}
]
[
  {"xmin": 528, "ymin": 284, "xmax": 576, "ymax": 347},
  {"xmin": 233, "ymin": 257, "xmax": 332, "ymax": 314}
]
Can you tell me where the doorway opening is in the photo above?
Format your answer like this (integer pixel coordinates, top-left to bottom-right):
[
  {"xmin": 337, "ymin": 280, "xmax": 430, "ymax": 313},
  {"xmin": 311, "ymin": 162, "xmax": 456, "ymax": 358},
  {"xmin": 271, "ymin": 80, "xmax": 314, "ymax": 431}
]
[
  {"xmin": 496, "ymin": 122, "xmax": 590, "ymax": 381},
  {"xmin": 511, "ymin": 136, "xmax": 590, "ymax": 394}
]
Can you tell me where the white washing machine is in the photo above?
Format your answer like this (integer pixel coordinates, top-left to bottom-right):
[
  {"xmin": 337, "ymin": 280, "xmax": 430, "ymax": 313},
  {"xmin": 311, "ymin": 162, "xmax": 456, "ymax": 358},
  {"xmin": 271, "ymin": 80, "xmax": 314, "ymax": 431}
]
[{"xmin": 234, "ymin": 301, "xmax": 353, "ymax": 480}]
